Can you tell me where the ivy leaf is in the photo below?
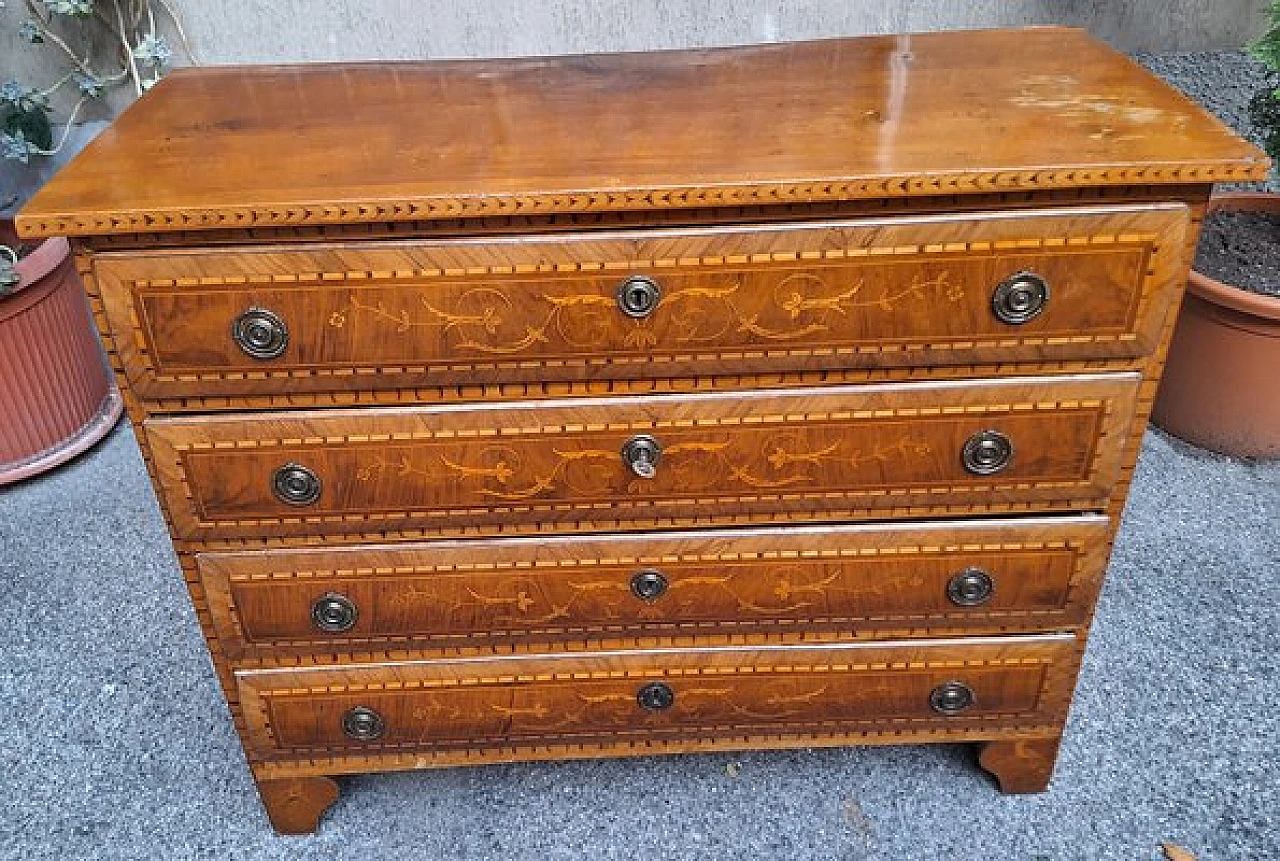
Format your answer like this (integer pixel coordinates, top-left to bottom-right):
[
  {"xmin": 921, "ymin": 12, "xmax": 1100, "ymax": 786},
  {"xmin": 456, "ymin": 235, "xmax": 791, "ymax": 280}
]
[
  {"xmin": 1249, "ymin": 3, "xmax": 1280, "ymax": 71},
  {"xmin": 0, "ymin": 81, "xmax": 50, "ymax": 114},
  {"xmin": 3, "ymin": 106, "xmax": 53, "ymax": 152},
  {"xmin": 19, "ymin": 20, "xmax": 45, "ymax": 43},
  {"xmin": 1249, "ymin": 86, "xmax": 1280, "ymax": 161},
  {"xmin": 1249, "ymin": 30, "xmax": 1280, "ymax": 72},
  {"xmin": 132, "ymin": 34, "xmax": 172, "ymax": 70},
  {"xmin": 1, "ymin": 130, "xmax": 36, "ymax": 163},
  {"xmin": 73, "ymin": 72, "xmax": 104, "ymax": 99},
  {"xmin": 42, "ymin": 0, "xmax": 95, "ymax": 15},
  {"xmin": 0, "ymin": 80, "xmax": 25, "ymax": 108}
]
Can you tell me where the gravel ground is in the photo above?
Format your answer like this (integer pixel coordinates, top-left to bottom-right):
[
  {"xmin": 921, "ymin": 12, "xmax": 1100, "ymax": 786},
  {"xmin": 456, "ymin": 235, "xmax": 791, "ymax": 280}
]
[
  {"xmin": 1135, "ymin": 50, "xmax": 1278, "ymax": 192},
  {"xmin": 1, "ymin": 425, "xmax": 1275, "ymax": 861},
  {"xmin": 1, "ymin": 50, "xmax": 1277, "ymax": 861}
]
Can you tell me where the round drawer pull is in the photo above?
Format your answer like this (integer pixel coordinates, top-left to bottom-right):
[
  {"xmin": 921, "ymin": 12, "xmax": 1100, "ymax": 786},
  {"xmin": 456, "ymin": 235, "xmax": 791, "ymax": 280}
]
[
  {"xmin": 621, "ymin": 434, "xmax": 662, "ymax": 479},
  {"xmin": 616, "ymin": 275, "xmax": 662, "ymax": 318},
  {"xmin": 992, "ymin": 272, "xmax": 1050, "ymax": 325},
  {"xmin": 947, "ymin": 568, "xmax": 995, "ymax": 607},
  {"xmin": 311, "ymin": 592, "xmax": 359, "ymax": 633},
  {"xmin": 342, "ymin": 706, "xmax": 386, "ymax": 741},
  {"xmin": 231, "ymin": 307, "xmax": 289, "ymax": 359},
  {"xmin": 272, "ymin": 462, "xmax": 322, "ymax": 506},
  {"xmin": 929, "ymin": 681, "xmax": 976, "ymax": 716},
  {"xmin": 961, "ymin": 430, "xmax": 1013, "ymax": 476},
  {"xmin": 630, "ymin": 569, "xmax": 669, "ymax": 601},
  {"xmin": 637, "ymin": 682, "xmax": 675, "ymax": 711}
]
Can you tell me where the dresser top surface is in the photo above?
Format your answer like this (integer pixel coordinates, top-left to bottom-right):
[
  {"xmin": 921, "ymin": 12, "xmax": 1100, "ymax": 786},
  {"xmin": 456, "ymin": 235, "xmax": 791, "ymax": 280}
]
[{"xmin": 17, "ymin": 26, "xmax": 1267, "ymax": 239}]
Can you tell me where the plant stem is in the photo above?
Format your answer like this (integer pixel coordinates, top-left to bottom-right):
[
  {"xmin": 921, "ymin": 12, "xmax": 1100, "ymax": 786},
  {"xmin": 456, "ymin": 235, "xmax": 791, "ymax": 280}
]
[
  {"xmin": 36, "ymin": 72, "xmax": 77, "ymax": 100},
  {"xmin": 30, "ymin": 95, "xmax": 89, "ymax": 157},
  {"xmin": 26, "ymin": 19, "xmax": 100, "ymax": 81},
  {"xmin": 112, "ymin": 0, "xmax": 144, "ymax": 97},
  {"xmin": 23, "ymin": 0, "xmax": 49, "ymax": 26},
  {"xmin": 13, "ymin": 0, "xmax": 195, "ymax": 147},
  {"xmin": 90, "ymin": 3, "xmax": 138, "ymax": 78}
]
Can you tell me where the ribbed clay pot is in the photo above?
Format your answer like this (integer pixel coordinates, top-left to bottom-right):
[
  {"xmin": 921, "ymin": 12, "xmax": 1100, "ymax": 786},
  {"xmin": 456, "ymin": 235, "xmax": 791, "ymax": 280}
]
[
  {"xmin": 1152, "ymin": 193, "xmax": 1280, "ymax": 460},
  {"xmin": 0, "ymin": 221, "xmax": 122, "ymax": 484}
]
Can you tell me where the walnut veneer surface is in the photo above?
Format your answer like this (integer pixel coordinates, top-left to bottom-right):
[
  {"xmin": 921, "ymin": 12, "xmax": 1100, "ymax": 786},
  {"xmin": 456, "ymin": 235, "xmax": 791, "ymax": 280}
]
[{"xmin": 17, "ymin": 28, "xmax": 1266, "ymax": 834}]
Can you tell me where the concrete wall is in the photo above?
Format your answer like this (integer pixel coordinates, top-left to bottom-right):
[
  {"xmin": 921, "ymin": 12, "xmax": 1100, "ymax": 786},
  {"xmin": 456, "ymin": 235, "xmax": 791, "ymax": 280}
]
[
  {"xmin": 1, "ymin": 1, "xmax": 1267, "ymax": 122},
  {"xmin": 170, "ymin": 0, "xmax": 1267, "ymax": 62}
]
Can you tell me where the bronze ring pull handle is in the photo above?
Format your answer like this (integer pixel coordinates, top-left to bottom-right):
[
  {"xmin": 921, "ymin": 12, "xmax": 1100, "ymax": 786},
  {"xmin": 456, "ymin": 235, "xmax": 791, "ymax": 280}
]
[
  {"xmin": 992, "ymin": 272, "xmax": 1049, "ymax": 325},
  {"xmin": 231, "ymin": 307, "xmax": 289, "ymax": 359},
  {"xmin": 962, "ymin": 430, "xmax": 1013, "ymax": 476},
  {"xmin": 342, "ymin": 706, "xmax": 385, "ymax": 741}
]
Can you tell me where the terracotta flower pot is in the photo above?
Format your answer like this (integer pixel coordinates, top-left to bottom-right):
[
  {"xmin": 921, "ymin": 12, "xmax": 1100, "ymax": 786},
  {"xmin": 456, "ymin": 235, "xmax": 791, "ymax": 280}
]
[
  {"xmin": 0, "ymin": 221, "xmax": 122, "ymax": 484},
  {"xmin": 1152, "ymin": 193, "xmax": 1280, "ymax": 459}
]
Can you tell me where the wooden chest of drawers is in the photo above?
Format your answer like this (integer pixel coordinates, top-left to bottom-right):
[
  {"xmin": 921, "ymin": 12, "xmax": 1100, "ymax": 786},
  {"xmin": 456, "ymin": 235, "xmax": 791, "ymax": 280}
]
[{"xmin": 18, "ymin": 28, "xmax": 1266, "ymax": 833}]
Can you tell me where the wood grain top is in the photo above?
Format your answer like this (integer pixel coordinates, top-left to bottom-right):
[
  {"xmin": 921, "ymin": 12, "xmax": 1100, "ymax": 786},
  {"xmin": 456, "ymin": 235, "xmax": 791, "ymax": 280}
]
[{"xmin": 17, "ymin": 27, "xmax": 1266, "ymax": 239}]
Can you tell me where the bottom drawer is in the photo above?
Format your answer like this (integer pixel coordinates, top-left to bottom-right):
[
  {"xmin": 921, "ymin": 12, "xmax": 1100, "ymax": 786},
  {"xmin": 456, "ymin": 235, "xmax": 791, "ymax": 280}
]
[{"xmin": 238, "ymin": 635, "xmax": 1075, "ymax": 761}]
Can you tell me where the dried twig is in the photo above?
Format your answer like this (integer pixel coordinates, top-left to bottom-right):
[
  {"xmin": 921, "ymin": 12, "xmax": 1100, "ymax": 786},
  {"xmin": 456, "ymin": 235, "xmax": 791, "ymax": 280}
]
[
  {"xmin": 111, "ymin": 0, "xmax": 144, "ymax": 96},
  {"xmin": 32, "ymin": 94, "xmax": 89, "ymax": 156}
]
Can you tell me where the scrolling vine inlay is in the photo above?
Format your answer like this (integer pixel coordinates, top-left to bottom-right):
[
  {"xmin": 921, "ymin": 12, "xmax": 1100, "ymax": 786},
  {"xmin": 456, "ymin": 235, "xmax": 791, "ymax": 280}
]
[
  {"xmin": 354, "ymin": 434, "xmax": 933, "ymax": 502},
  {"xmin": 384, "ymin": 560, "xmax": 931, "ymax": 626},
  {"xmin": 325, "ymin": 268, "xmax": 962, "ymax": 356}
]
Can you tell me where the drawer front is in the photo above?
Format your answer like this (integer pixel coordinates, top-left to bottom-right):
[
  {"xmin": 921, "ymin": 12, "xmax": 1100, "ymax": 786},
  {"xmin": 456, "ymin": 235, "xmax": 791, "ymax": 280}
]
[
  {"xmin": 202, "ymin": 516, "xmax": 1109, "ymax": 659},
  {"xmin": 95, "ymin": 204, "xmax": 1186, "ymax": 401},
  {"xmin": 146, "ymin": 374, "xmax": 1138, "ymax": 541},
  {"xmin": 236, "ymin": 636, "xmax": 1076, "ymax": 760}
]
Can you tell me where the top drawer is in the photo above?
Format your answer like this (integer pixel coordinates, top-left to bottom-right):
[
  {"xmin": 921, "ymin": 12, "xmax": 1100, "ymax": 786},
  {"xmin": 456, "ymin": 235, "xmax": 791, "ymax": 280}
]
[{"xmin": 93, "ymin": 204, "xmax": 1187, "ymax": 402}]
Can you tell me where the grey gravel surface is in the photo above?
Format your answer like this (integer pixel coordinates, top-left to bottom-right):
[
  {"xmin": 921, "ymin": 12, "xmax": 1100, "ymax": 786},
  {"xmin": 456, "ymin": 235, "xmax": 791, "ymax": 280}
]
[
  {"xmin": 2, "ymin": 49, "xmax": 1279, "ymax": 861},
  {"xmin": 1135, "ymin": 49, "xmax": 1278, "ymax": 192},
  {"xmin": 1, "ymin": 426, "xmax": 1276, "ymax": 861}
]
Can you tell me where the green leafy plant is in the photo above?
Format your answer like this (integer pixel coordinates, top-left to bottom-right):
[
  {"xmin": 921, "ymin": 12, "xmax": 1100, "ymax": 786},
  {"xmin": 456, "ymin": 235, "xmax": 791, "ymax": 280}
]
[
  {"xmin": 3, "ymin": 0, "xmax": 190, "ymax": 162},
  {"xmin": 1249, "ymin": 0, "xmax": 1280, "ymax": 159}
]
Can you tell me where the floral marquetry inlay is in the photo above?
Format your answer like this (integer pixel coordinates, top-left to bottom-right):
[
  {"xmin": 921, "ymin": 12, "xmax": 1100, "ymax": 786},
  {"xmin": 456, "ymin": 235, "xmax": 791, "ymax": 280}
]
[
  {"xmin": 150, "ymin": 373, "xmax": 1137, "ymax": 540},
  {"xmin": 323, "ymin": 268, "xmax": 964, "ymax": 357},
  {"xmin": 248, "ymin": 652, "xmax": 1063, "ymax": 754},
  {"xmin": 353, "ymin": 433, "xmax": 933, "ymax": 502},
  {"xmin": 371, "ymin": 559, "xmax": 933, "ymax": 631},
  {"xmin": 95, "ymin": 204, "xmax": 1189, "ymax": 404},
  {"xmin": 202, "ymin": 515, "xmax": 1109, "ymax": 658}
]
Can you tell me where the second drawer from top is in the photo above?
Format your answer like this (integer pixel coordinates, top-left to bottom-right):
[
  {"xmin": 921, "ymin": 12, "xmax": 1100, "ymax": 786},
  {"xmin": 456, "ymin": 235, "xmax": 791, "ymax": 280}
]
[
  {"xmin": 94, "ymin": 204, "xmax": 1187, "ymax": 402},
  {"xmin": 145, "ymin": 372, "xmax": 1139, "ymax": 542}
]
